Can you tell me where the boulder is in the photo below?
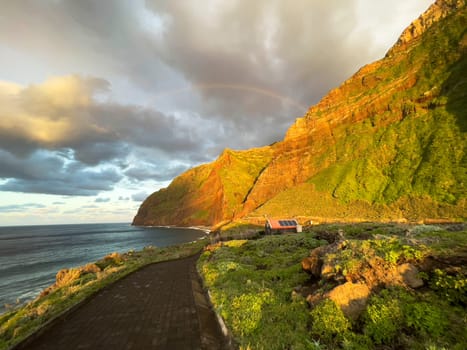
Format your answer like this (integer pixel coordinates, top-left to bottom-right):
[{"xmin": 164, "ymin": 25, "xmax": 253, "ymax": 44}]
[
  {"xmin": 397, "ymin": 263, "xmax": 424, "ymax": 288},
  {"xmin": 301, "ymin": 255, "xmax": 322, "ymax": 277},
  {"xmin": 326, "ymin": 282, "xmax": 371, "ymax": 320}
]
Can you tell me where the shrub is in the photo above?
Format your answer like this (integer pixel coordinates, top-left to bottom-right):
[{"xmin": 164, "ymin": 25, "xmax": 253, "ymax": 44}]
[
  {"xmin": 363, "ymin": 290, "xmax": 403, "ymax": 344},
  {"xmin": 95, "ymin": 252, "xmax": 124, "ymax": 270},
  {"xmin": 230, "ymin": 291, "xmax": 273, "ymax": 336},
  {"xmin": 429, "ymin": 269, "xmax": 467, "ymax": 305},
  {"xmin": 404, "ymin": 301, "xmax": 448, "ymax": 338},
  {"xmin": 310, "ymin": 299, "xmax": 351, "ymax": 343}
]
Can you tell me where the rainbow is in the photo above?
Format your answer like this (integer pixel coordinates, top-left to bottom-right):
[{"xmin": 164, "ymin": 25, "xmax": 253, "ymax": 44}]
[{"xmin": 149, "ymin": 83, "xmax": 308, "ymax": 113}]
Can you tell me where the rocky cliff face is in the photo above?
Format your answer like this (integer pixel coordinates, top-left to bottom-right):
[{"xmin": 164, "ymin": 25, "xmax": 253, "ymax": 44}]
[
  {"xmin": 133, "ymin": 146, "xmax": 273, "ymax": 226},
  {"xmin": 133, "ymin": 0, "xmax": 466, "ymax": 227}
]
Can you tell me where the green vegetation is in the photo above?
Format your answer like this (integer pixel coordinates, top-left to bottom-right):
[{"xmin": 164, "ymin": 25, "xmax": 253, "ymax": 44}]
[
  {"xmin": 198, "ymin": 234, "xmax": 325, "ymax": 349},
  {"xmin": 309, "ymin": 108, "xmax": 466, "ymax": 206},
  {"xmin": 310, "ymin": 299, "xmax": 350, "ymax": 343},
  {"xmin": 426, "ymin": 268, "xmax": 467, "ymax": 304},
  {"xmin": 0, "ymin": 240, "xmax": 207, "ymax": 350},
  {"xmin": 253, "ymin": 182, "xmax": 465, "ymax": 222},
  {"xmin": 218, "ymin": 148, "xmax": 273, "ymax": 217},
  {"xmin": 362, "ymin": 287, "xmax": 461, "ymax": 348},
  {"xmin": 211, "ymin": 220, "xmax": 264, "ymax": 242},
  {"xmin": 199, "ymin": 223, "xmax": 467, "ymax": 349}
]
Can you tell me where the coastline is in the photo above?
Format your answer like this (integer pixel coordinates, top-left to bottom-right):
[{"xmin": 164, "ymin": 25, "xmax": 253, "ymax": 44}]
[
  {"xmin": 0, "ymin": 224, "xmax": 206, "ymax": 317},
  {"xmin": 0, "ymin": 239, "xmax": 208, "ymax": 350},
  {"xmin": 133, "ymin": 224, "xmax": 211, "ymax": 235}
]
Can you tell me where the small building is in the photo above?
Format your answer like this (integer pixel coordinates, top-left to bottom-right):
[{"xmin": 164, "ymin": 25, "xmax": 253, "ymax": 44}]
[{"xmin": 265, "ymin": 218, "xmax": 301, "ymax": 234}]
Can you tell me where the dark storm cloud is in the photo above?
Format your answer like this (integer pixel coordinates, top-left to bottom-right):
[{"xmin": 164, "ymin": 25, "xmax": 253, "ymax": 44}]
[{"xmin": 0, "ymin": 149, "xmax": 122, "ymax": 196}]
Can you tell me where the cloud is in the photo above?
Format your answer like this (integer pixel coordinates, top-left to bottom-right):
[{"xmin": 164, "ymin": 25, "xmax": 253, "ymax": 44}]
[
  {"xmin": 124, "ymin": 162, "xmax": 189, "ymax": 182},
  {"xmin": 146, "ymin": 0, "xmax": 373, "ymax": 118},
  {"xmin": 0, "ymin": 1, "xmax": 433, "ymax": 150},
  {"xmin": 80, "ymin": 205, "xmax": 99, "ymax": 209},
  {"xmin": 0, "ymin": 75, "xmax": 221, "ymax": 195},
  {"xmin": 0, "ymin": 75, "xmax": 220, "ymax": 161},
  {"xmin": 132, "ymin": 191, "xmax": 149, "ymax": 202},
  {"xmin": 0, "ymin": 203, "xmax": 46, "ymax": 213},
  {"xmin": 95, "ymin": 197, "xmax": 111, "ymax": 203},
  {"xmin": 0, "ymin": 149, "xmax": 122, "ymax": 196},
  {"xmin": 0, "ymin": 0, "xmax": 433, "ymax": 201}
]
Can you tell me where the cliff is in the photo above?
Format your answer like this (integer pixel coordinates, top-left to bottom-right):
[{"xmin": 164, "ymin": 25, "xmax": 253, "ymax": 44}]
[
  {"xmin": 133, "ymin": 0, "xmax": 466, "ymax": 227},
  {"xmin": 133, "ymin": 146, "xmax": 274, "ymax": 226}
]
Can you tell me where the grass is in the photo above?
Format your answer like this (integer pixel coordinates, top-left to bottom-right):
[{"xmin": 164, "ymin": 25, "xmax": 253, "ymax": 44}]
[
  {"xmin": 198, "ymin": 223, "xmax": 467, "ymax": 349},
  {"xmin": 0, "ymin": 239, "xmax": 207, "ymax": 350}
]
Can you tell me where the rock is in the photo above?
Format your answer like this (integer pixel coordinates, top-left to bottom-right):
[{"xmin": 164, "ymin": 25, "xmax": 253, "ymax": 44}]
[
  {"xmin": 301, "ymin": 256, "xmax": 321, "ymax": 277},
  {"xmin": 306, "ymin": 292, "xmax": 324, "ymax": 307},
  {"xmin": 326, "ymin": 282, "xmax": 371, "ymax": 320},
  {"xmin": 320, "ymin": 262, "xmax": 336, "ymax": 280},
  {"xmin": 397, "ymin": 263, "xmax": 424, "ymax": 288},
  {"xmin": 302, "ymin": 245, "xmax": 329, "ymax": 277}
]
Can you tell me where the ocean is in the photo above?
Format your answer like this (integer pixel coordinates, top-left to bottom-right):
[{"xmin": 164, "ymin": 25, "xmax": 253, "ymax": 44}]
[{"xmin": 0, "ymin": 223, "xmax": 206, "ymax": 313}]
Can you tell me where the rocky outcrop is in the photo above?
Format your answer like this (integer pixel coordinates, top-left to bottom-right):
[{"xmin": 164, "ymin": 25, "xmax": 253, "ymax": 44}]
[
  {"xmin": 301, "ymin": 237, "xmax": 427, "ymax": 318},
  {"xmin": 387, "ymin": 0, "xmax": 466, "ymax": 56}
]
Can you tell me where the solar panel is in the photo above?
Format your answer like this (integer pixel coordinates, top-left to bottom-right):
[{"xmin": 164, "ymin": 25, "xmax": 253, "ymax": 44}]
[{"xmin": 277, "ymin": 220, "xmax": 296, "ymax": 227}]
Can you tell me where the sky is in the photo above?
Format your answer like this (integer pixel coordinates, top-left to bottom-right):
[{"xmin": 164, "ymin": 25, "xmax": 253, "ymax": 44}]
[{"xmin": 0, "ymin": 0, "xmax": 434, "ymax": 226}]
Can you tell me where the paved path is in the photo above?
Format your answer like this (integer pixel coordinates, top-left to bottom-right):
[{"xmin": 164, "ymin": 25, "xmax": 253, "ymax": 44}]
[{"xmin": 15, "ymin": 254, "xmax": 229, "ymax": 350}]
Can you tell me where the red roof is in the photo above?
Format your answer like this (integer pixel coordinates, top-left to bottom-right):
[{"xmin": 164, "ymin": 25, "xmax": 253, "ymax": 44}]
[{"xmin": 266, "ymin": 219, "xmax": 298, "ymax": 230}]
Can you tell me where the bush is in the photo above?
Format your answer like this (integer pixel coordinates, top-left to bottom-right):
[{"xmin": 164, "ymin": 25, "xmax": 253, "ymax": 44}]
[
  {"xmin": 404, "ymin": 301, "xmax": 448, "ymax": 338},
  {"xmin": 429, "ymin": 269, "xmax": 467, "ymax": 305},
  {"xmin": 363, "ymin": 287, "xmax": 456, "ymax": 347},
  {"xmin": 363, "ymin": 290, "xmax": 403, "ymax": 344},
  {"xmin": 230, "ymin": 291, "xmax": 273, "ymax": 336},
  {"xmin": 310, "ymin": 299, "xmax": 351, "ymax": 343}
]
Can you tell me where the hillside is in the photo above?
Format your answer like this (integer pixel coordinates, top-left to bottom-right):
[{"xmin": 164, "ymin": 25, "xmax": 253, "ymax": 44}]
[
  {"xmin": 133, "ymin": 146, "xmax": 274, "ymax": 226},
  {"xmin": 133, "ymin": 0, "xmax": 466, "ymax": 227}
]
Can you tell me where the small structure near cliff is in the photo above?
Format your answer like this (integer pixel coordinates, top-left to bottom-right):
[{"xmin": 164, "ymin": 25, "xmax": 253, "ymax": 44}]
[{"xmin": 265, "ymin": 218, "xmax": 301, "ymax": 234}]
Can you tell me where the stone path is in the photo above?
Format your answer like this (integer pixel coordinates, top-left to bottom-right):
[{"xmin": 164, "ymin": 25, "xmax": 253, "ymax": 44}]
[{"xmin": 14, "ymin": 254, "xmax": 229, "ymax": 350}]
